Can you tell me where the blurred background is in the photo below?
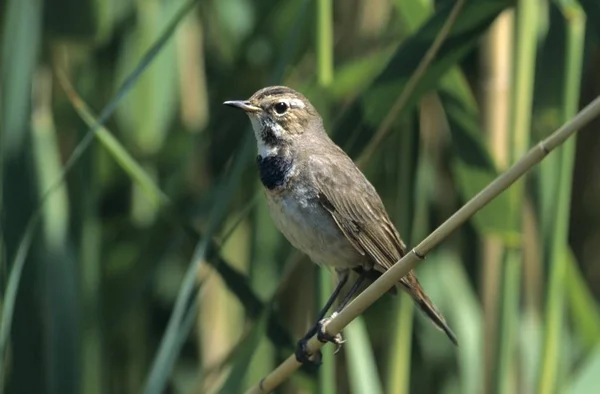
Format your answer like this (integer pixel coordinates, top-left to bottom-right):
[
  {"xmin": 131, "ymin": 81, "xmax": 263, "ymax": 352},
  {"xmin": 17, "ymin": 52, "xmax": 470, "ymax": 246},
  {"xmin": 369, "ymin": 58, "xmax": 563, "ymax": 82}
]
[{"xmin": 1, "ymin": 0, "xmax": 600, "ymax": 393}]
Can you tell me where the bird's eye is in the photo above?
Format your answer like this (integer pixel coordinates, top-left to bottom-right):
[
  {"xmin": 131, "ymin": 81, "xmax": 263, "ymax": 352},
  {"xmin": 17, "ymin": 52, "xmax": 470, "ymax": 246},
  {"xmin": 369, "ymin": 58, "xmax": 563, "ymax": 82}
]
[{"xmin": 274, "ymin": 102, "xmax": 288, "ymax": 115}]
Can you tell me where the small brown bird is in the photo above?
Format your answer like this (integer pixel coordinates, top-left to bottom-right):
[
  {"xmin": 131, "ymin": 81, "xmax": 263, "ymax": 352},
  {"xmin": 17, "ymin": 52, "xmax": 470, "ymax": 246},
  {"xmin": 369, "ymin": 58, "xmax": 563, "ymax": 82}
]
[{"xmin": 224, "ymin": 86, "xmax": 457, "ymax": 363}]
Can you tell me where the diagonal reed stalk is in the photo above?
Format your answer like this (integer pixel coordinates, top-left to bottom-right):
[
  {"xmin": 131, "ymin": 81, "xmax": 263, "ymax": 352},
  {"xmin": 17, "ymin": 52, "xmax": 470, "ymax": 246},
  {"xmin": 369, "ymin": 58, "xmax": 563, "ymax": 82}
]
[
  {"xmin": 244, "ymin": 95, "xmax": 600, "ymax": 394},
  {"xmin": 356, "ymin": 0, "xmax": 465, "ymax": 166}
]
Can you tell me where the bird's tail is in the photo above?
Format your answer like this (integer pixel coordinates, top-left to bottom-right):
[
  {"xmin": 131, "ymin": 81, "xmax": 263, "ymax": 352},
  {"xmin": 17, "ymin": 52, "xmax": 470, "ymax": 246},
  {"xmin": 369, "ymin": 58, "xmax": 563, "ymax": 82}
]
[{"xmin": 400, "ymin": 271, "xmax": 458, "ymax": 346}]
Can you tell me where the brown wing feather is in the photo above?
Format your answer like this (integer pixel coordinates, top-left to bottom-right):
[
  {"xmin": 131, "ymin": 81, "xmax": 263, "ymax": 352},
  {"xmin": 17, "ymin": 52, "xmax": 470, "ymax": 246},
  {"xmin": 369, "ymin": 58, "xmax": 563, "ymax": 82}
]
[
  {"xmin": 311, "ymin": 152, "xmax": 405, "ymax": 271},
  {"xmin": 310, "ymin": 148, "xmax": 458, "ymax": 345}
]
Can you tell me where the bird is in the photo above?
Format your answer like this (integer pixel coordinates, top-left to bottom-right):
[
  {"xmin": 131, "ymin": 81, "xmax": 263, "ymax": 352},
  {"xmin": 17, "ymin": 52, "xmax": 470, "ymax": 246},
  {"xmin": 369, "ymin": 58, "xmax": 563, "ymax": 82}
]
[{"xmin": 224, "ymin": 86, "xmax": 457, "ymax": 364}]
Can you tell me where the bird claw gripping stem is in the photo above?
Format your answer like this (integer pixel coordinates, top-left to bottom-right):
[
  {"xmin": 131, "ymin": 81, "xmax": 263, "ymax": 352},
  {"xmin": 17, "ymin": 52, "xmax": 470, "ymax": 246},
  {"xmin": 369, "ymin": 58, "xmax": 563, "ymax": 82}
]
[
  {"xmin": 316, "ymin": 314, "xmax": 345, "ymax": 354},
  {"xmin": 295, "ymin": 313, "xmax": 345, "ymax": 365},
  {"xmin": 294, "ymin": 338, "xmax": 322, "ymax": 366}
]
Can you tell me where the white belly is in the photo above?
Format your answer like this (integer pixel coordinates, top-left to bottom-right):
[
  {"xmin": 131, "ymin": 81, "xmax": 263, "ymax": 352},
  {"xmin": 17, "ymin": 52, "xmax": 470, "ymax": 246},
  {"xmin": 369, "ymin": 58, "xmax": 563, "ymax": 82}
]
[{"xmin": 264, "ymin": 187, "xmax": 362, "ymax": 269}]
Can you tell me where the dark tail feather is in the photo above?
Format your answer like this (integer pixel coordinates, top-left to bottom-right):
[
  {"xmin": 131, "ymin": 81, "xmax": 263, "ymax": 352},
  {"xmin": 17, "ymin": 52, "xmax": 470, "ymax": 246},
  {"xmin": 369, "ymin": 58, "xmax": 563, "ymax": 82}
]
[
  {"xmin": 401, "ymin": 272, "xmax": 458, "ymax": 346},
  {"xmin": 413, "ymin": 292, "xmax": 458, "ymax": 346}
]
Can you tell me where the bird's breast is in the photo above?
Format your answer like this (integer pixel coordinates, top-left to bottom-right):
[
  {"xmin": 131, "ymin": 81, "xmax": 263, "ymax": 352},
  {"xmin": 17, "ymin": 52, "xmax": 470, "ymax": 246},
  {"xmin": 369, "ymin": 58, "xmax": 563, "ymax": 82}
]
[{"xmin": 263, "ymin": 181, "xmax": 363, "ymax": 269}]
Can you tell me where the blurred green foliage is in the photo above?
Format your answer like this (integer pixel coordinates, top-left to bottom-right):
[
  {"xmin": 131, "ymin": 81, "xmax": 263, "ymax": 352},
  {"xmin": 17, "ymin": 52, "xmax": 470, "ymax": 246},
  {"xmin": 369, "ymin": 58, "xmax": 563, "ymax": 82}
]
[{"xmin": 1, "ymin": 0, "xmax": 600, "ymax": 393}]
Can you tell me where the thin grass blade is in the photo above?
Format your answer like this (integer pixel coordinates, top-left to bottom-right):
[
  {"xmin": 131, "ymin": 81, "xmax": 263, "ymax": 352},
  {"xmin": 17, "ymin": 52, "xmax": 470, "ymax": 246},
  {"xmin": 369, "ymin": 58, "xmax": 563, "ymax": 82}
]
[
  {"xmin": 565, "ymin": 250, "xmax": 600, "ymax": 350},
  {"xmin": 0, "ymin": 3, "xmax": 198, "ymax": 382},
  {"xmin": 345, "ymin": 317, "xmax": 384, "ymax": 394},
  {"xmin": 218, "ymin": 311, "xmax": 270, "ymax": 394},
  {"xmin": 538, "ymin": 4, "xmax": 586, "ymax": 393},
  {"xmin": 566, "ymin": 346, "xmax": 600, "ymax": 394}
]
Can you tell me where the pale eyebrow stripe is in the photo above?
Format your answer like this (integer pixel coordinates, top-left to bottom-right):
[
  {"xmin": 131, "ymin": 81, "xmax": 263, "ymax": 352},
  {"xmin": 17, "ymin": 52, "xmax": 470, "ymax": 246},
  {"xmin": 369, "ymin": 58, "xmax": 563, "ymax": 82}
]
[{"xmin": 289, "ymin": 99, "xmax": 305, "ymax": 108}]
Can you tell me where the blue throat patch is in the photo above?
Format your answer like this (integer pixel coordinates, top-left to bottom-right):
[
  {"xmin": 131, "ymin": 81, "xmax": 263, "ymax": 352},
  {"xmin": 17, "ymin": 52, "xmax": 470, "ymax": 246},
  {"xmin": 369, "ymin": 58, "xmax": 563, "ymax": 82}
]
[{"xmin": 257, "ymin": 154, "xmax": 293, "ymax": 190}]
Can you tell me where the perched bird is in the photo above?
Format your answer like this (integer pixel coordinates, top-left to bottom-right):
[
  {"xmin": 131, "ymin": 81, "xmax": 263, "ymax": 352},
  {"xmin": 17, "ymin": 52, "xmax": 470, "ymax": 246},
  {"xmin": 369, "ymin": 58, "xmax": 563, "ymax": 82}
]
[{"xmin": 224, "ymin": 86, "xmax": 457, "ymax": 363}]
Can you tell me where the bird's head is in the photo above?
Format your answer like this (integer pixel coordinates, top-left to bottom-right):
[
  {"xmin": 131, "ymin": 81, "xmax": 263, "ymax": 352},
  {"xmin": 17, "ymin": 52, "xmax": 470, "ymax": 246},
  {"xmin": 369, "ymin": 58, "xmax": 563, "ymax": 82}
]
[{"xmin": 224, "ymin": 86, "xmax": 323, "ymax": 157}]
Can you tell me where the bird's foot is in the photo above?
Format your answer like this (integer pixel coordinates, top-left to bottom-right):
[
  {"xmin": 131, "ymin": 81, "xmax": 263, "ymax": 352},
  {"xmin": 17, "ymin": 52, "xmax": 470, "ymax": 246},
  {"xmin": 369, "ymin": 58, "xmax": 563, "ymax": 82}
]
[
  {"xmin": 316, "ymin": 312, "xmax": 345, "ymax": 354},
  {"xmin": 294, "ymin": 312, "xmax": 345, "ymax": 365},
  {"xmin": 295, "ymin": 337, "xmax": 322, "ymax": 366}
]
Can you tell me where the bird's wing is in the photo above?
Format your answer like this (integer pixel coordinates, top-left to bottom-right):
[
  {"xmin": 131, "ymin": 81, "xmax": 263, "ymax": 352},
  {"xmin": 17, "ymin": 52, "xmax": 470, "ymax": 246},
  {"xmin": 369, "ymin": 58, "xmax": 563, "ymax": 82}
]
[
  {"xmin": 310, "ymin": 151, "xmax": 458, "ymax": 345},
  {"xmin": 310, "ymin": 151, "xmax": 406, "ymax": 271}
]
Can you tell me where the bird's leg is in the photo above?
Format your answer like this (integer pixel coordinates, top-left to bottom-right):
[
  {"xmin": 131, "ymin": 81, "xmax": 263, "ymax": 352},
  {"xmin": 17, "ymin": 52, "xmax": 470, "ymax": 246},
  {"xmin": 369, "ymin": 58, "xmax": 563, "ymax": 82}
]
[
  {"xmin": 316, "ymin": 271, "xmax": 367, "ymax": 348},
  {"xmin": 334, "ymin": 271, "xmax": 367, "ymax": 313},
  {"xmin": 295, "ymin": 270, "xmax": 349, "ymax": 364}
]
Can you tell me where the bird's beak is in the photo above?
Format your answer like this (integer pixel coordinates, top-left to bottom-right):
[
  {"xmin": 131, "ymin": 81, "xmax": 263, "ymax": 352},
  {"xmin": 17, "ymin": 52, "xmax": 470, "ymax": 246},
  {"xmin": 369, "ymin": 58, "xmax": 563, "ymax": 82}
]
[{"xmin": 223, "ymin": 100, "xmax": 261, "ymax": 113}]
